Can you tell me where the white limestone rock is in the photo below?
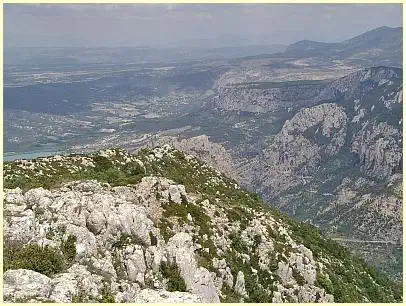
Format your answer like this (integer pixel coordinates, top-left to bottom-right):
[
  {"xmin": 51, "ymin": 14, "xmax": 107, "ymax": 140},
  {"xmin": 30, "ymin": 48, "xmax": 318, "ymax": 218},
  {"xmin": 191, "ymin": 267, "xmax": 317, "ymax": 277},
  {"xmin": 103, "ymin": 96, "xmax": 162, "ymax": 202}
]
[
  {"xmin": 166, "ymin": 233, "xmax": 220, "ymax": 303},
  {"xmin": 133, "ymin": 289, "xmax": 202, "ymax": 303},
  {"xmin": 234, "ymin": 271, "xmax": 248, "ymax": 298},
  {"xmin": 3, "ymin": 269, "xmax": 52, "ymax": 302},
  {"xmin": 169, "ymin": 184, "xmax": 187, "ymax": 204}
]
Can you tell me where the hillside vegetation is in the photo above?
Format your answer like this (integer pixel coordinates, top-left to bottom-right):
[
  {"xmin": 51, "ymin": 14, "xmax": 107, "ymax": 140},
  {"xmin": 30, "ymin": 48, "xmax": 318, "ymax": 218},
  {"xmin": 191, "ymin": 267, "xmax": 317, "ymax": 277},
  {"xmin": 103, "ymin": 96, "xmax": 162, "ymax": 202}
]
[{"xmin": 3, "ymin": 146, "xmax": 402, "ymax": 302}]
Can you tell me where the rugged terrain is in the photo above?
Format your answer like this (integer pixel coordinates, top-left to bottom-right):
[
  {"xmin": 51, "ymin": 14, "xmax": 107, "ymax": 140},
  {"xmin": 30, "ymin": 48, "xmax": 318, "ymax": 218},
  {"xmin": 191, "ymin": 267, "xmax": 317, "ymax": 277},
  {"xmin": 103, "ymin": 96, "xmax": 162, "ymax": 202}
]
[
  {"xmin": 220, "ymin": 66, "xmax": 403, "ymax": 280},
  {"xmin": 4, "ymin": 26, "xmax": 403, "ymax": 282},
  {"xmin": 3, "ymin": 146, "xmax": 402, "ymax": 303}
]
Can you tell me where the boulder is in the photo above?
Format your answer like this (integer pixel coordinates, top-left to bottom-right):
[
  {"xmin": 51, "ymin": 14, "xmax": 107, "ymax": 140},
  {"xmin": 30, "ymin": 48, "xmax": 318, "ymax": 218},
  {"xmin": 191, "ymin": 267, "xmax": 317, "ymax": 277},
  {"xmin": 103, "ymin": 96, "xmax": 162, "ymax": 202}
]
[
  {"xmin": 4, "ymin": 269, "xmax": 52, "ymax": 302},
  {"xmin": 234, "ymin": 271, "xmax": 248, "ymax": 298}
]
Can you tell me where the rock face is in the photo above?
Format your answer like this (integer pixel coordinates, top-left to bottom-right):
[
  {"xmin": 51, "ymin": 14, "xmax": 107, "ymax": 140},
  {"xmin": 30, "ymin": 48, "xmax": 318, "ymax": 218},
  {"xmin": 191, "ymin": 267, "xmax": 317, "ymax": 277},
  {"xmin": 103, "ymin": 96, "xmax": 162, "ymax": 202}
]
[
  {"xmin": 226, "ymin": 67, "xmax": 403, "ymax": 280},
  {"xmin": 166, "ymin": 233, "xmax": 219, "ymax": 303},
  {"xmin": 4, "ymin": 176, "xmax": 218, "ymax": 303},
  {"xmin": 4, "ymin": 269, "xmax": 53, "ymax": 302},
  {"xmin": 98, "ymin": 67, "xmax": 402, "ymax": 282},
  {"xmin": 131, "ymin": 134, "xmax": 239, "ymax": 181},
  {"xmin": 352, "ymin": 121, "xmax": 402, "ymax": 179},
  {"xmin": 3, "ymin": 146, "xmax": 402, "ymax": 303},
  {"xmin": 258, "ymin": 103, "xmax": 348, "ymax": 194},
  {"xmin": 212, "ymin": 81, "xmax": 326, "ymax": 113}
]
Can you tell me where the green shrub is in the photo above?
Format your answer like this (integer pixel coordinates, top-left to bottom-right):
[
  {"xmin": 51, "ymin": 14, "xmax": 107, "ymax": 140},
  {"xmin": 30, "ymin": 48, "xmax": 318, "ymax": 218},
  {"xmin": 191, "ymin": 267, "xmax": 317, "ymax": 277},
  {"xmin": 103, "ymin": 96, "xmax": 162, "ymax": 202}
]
[
  {"xmin": 4, "ymin": 175, "xmax": 29, "ymax": 189},
  {"xmin": 104, "ymin": 168, "xmax": 124, "ymax": 183},
  {"xmin": 220, "ymin": 286, "xmax": 241, "ymax": 303},
  {"xmin": 196, "ymin": 249, "xmax": 216, "ymax": 273},
  {"xmin": 268, "ymin": 253, "xmax": 279, "ymax": 272},
  {"xmin": 122, "ymin": 161, "xmax": 145, "ymax": 176},
  {"xmin": 245, "ymin": 285, "xmax": 271, "ymax": 302},
  {"xmin": 4, "ymin": 243, "xmax": 65, "ymax": 276},
  {"xmin": 292, "ymin": 268, "xmax": 306, "ymax": 286},
  {"xmin": 159, "ymin": 262, "xmax": 187, "ymax": 292},
  {"xmin": 101, "ymin": 295, "xmax": 115, "ymax": 303},
  {"xmin": 149, "ymin": 232, "xmax": 158, "ymax": 246},
  {"xmin": 92, "ymin": 156, "xmax": 113, "ymax": 172},
  {"xmin": 158, "ymin": 219, "xmax": 174, "ymax": 243},
  {"xmin": 252, "ymin": 234, "xmax": 262, "ymax": 249},
  {"xmin": 112, "ymin": 233, "xmax": 146, "ymax": 249},
  {"xmin": 99, "ymin": 283, "xmax": 115, "ymax": 303},
  {"xmin": 61, "ymin": 235, "xmax": 77, "ymax": 263},
  {"xmin": 315, "ymin": 272, "xmax": 333, "ymax": 294},
  {"xmin": 230, "ymin": 234, "xmax": 249, "ymax": 254},
  {"xmin": 71, "ymin": 290, "xmax": 88, "ymax": 303}
]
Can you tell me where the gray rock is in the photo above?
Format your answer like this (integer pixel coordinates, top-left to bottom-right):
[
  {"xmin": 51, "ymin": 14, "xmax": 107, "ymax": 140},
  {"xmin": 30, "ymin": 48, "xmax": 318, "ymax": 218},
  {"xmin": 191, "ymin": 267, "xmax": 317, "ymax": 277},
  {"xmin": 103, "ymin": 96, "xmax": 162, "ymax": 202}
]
[
  {"xmin": 4, "ymin": 187, "xmax": 25, "ymax": 204},
  {"xmin": 123, "ymin": 245, "xmax": 147, "ymax": 284},
  {"xmin": 277, "ymin": 261, "xmax": 294, "ymax": 285},
  {"xmin": 234, "ymin": 271, "xmax": 248, "ymax": 298},
  {"xmin": 4, "ymin": 269, "xmax": 52, "ymax": 302},
  {"xmin": 166, "ymin": 233, "xmax": 220, "ymax": 302},
  {"xmin": 145, "ymin": 246, "xmax": 165, "ymax": 272},
  {"xmin": 4, "ymin": 209, "xmax": 37, "ymax": 244},
  {"xmin": 169, "ymin": 185, "xmax": 186, "ymax": 204},
  {"xmin": 272, "ymin": 291, "xmax": 283, "ymax": 303},
  {"xmin": 111, "ymin": 281, "xmax": 141, "ymax": 303},
  {"xmin": 133, "ymin": 289, "xmax": 202, "ymax": 303},
  {"xmin": 49, "ymin": 264, "xmax": 104, "ymax": 302}
]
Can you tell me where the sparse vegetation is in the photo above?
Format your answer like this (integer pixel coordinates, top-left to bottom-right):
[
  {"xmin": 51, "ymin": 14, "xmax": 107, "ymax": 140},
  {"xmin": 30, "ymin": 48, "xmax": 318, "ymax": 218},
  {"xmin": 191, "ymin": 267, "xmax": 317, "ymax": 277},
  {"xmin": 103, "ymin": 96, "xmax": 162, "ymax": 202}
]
[
  {"xmin": 4, "ymin": 242, "xmax": 65, "ymax": 277},
  {"xmin": 3, "ymin": 146, "xmax": 403, "ymax": 303},
  {"xmin": 61, "ymin": 235, "xmax": 77, "ymax": 263},
  {"xmin": 99, "ymin": 283, "xmax": 115, "ymax": 303},
  {"xmin": 112, "ymin": 233, "xmax": 146, "ymax": 249},
  {"xmin": 292, "ymin": 268, "xmax": 306, "ymax": 286},
  {"xmin": 149, "ymin": 232, "xmax": 158, "ymax": 246},
  {"xmin": 159, "ymin": 262, "xmax": 187, "ymax": 292}
]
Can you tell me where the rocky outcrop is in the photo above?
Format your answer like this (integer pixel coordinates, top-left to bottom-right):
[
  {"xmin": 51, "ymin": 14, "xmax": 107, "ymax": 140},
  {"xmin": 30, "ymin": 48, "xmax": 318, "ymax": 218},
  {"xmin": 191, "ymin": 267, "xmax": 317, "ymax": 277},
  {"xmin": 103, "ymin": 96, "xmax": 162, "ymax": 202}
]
[
  {"xmin": 352, "ymin": 121, "xmax": 402, "ymax": 178},
  {"xmin": 133, "ymin": 289, "xmax": 202, "ymax": 303},
  {"xmin": 133, "ymin": 134, "xmax": 238, "ymax": 181},
  {"xmin": 166, "ymin": 233, "xmax": 219, "ymax": 303},
  {"xmin": 3, "ymin": 146, "xmax": 402, "ymax": 303},
  {"xmin": 3, "ymin": 177, "xmax": 220, "ymax": 303},
  {"xmin": 232, "ymin": 67, "xmax": 403, "ymax": 281},
  {"xmin": 4, "ymin": 269, "xmax": 53, "ymax": 302},
  {"xmin": 212, "ymin": 82, "xmax": 325, "ymax": 113},
  {"xmin": 253, "ymin": 103, "xmax": 348, "ymax": 195},
  {"xmin": 234, "ymin": 271, "xmax": 248, "ymax": 298}
]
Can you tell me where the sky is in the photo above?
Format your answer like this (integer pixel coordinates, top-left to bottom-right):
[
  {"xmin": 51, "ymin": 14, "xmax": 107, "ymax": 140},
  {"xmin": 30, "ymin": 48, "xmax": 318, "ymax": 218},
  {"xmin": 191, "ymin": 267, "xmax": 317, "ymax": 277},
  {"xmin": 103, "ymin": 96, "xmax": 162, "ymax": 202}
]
[{"xmin": 4, "ymin": 4, "xmax": 403, "ymax": 48}]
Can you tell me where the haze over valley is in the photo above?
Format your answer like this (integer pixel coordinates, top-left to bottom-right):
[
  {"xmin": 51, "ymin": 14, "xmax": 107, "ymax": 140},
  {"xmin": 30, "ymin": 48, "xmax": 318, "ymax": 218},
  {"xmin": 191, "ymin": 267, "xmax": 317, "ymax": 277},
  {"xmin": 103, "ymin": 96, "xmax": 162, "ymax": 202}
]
[{"xmin": 3, "ymin": 4, "xmax": 403, "ymax": 303}]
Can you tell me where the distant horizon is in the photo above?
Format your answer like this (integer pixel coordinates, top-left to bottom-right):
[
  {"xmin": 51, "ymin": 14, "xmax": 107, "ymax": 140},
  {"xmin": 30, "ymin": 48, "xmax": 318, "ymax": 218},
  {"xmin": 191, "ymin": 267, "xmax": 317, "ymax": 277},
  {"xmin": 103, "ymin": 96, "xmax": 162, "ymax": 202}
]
[
  {"xmin": 4, "ymin": 25, "xmax": 403, "ymax": 50},
  {"xmin": 5, "ymin": 4, "xmax": 402, "ymax": 48}
]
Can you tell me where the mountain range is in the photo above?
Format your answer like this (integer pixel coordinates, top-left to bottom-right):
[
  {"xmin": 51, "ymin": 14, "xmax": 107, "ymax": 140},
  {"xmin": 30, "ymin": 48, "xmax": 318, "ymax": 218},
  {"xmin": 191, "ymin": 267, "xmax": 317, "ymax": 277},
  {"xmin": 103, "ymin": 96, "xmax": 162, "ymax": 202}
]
[
  {"xmin": 3, "ymin": 25, "xmax": 404, "ymax": 302},
  {"xmin": 265, "ymin": 26, "xmax": 402, "ymax": 67}
]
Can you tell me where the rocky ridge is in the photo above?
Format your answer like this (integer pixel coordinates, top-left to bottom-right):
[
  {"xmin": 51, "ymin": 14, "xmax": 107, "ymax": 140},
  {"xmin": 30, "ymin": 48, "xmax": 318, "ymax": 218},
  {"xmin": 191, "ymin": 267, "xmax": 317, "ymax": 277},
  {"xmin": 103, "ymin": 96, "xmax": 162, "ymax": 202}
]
[
  {"xmin": 133, "ymin": 134, "xmax": 239, "ymax": 181},
  {"xmin": 208, "ymin": 67, "xmax": 402, "ymax": 280},
  {"xmin": 3, "ymin": 146, "xmax": 402, "ymax": 303}
]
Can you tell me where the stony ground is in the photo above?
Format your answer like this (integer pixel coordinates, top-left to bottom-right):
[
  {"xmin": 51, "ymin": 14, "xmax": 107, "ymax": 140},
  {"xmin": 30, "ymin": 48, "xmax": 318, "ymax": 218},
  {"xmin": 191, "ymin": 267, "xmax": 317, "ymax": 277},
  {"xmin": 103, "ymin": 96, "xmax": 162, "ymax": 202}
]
[{"xmin": 3, "ymin": 146, "xmax": 402, "ymax": 303}]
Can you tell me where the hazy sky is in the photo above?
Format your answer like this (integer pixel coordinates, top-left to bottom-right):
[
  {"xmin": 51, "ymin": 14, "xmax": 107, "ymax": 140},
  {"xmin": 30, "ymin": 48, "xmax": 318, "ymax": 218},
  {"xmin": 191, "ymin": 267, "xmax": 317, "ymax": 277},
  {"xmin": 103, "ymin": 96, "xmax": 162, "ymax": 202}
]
[{"xmin": 5, "ymin": 4, "xmax": 403, "ymax": 48}]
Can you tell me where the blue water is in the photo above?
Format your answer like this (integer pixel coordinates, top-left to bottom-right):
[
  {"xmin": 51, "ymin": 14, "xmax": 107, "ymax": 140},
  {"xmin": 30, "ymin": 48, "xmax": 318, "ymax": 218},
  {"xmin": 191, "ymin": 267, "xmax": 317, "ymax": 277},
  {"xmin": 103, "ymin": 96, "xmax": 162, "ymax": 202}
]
[{"xmin": 3, "ymin": 150, "xmax": 62, "ymax": 162}]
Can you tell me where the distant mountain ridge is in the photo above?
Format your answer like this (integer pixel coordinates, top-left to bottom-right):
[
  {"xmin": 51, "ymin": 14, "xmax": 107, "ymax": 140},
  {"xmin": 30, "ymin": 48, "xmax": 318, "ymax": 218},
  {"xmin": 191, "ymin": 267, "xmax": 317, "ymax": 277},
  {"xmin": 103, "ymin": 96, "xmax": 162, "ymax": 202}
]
[{"xmin": 243, "ymin": 26, "xmax": 402, "ymax": 67}]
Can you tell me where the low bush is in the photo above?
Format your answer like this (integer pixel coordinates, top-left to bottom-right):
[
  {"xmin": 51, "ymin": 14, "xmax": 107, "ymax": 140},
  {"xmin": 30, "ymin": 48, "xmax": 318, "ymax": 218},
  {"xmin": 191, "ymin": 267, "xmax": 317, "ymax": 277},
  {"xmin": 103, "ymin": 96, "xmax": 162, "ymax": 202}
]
[
  {"xmin": 61, "ymin": 235, "xmax": 77, "ymax": 263},
  {"xmin": 4, "ymin": 242, "xmax": 65, "ymax": 276},
  {"xmin": 159, "ymin": 262, "xmax": 187, "ymax": 292}
]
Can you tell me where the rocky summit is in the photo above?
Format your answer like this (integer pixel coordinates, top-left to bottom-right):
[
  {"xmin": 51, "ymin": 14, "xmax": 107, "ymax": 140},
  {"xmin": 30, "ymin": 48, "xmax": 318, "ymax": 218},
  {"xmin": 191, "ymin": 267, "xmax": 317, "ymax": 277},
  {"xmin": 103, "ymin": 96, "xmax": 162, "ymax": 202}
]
[{"xmin": 3, "ymin": 146, "xmax": 402, "ymax": 303}]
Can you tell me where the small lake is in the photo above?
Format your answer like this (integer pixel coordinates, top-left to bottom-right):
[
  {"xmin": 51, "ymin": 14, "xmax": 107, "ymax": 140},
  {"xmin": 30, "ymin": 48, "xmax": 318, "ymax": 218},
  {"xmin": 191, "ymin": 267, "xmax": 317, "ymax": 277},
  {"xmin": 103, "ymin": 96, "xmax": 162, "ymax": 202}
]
[{"xmin": 3, "ymin": 150, "xmax": 63, "ymax": 162}]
